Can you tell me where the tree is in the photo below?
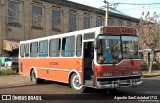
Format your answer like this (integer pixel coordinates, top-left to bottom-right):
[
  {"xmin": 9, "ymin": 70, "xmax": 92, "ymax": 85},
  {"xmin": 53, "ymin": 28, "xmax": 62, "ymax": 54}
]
[{"xmin": 139, "ymin": 11, "xmax": 160, "ymax": 73}]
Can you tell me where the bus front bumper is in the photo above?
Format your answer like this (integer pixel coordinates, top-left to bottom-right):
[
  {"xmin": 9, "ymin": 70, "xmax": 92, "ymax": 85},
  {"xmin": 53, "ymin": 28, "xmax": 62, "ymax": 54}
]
[{"xmin": 96, "ymin": 76, "xmax": 143, "ymax": 89}]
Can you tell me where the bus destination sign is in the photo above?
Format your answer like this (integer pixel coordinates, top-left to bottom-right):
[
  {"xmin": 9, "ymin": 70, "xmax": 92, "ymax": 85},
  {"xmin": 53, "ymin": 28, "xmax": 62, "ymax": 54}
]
[{"xmin": 103, "ymin": 27, "xmax": 136, "ymax": 35}]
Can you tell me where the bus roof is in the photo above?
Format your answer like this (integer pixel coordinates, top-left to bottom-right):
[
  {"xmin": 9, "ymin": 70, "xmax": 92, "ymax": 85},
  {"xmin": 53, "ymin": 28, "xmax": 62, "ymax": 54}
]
[
  {"xmin": 20, "ymin": 26, "xmax": 102, "ymax": 44},
  {"xmin": 20, "ymin": 26, "xmax": 137, "ymax": 44}
]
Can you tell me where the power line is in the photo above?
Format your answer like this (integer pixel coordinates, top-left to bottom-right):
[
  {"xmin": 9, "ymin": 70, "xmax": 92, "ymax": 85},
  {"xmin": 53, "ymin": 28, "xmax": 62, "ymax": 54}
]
[
  {"xmin": 109, "ymin": 2, "xmax": 160, "ymax": 5},
  {"xmin": 102, "ymin": 1, "xmax": 160, "ymax": 17},
  {"xmin": 109, "ymin": 7, "xmax": 128, "ymax": 16},
  {"xmin": 119, "ymin": 6, "xmax": 160, "ymax": 11}
]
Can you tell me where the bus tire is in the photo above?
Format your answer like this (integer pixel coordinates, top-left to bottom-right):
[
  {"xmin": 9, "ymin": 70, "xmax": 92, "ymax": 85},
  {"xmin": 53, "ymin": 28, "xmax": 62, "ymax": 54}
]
[
  {"xmin": 70, "ymin": 73, "xmax": 85, "ymax": 93},
  {"xmin": 31, "ymin": 70, "xmax": 44, "ymax": 84}
]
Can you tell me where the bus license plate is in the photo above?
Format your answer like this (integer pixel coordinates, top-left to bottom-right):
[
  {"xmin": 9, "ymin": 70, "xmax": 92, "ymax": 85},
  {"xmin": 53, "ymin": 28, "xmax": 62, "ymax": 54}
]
[{"xmin": 119, "ymin": 80, "xmax": 127, "ymax": 83}]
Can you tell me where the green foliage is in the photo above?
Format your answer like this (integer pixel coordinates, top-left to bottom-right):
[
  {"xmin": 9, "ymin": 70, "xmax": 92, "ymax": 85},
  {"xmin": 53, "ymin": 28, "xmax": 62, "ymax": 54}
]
[{"xmin": 0, "ymin": 69, "xmax": 18, "ymax": 76}]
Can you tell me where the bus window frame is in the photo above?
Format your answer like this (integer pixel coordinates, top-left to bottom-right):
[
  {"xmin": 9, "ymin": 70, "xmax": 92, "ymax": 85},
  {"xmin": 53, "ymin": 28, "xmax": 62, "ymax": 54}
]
[
  {"xmin": 76, "ymin": 34, "xmax": 82, "ymax": 57},
  {"xmin": 39, "ymin": 40, "xmax": 48, "ymax": 57},
  {"xmin": 49, "ymin": 38, "xmax": 61, "ymax": 57},
  {"xmin": 30, "ymin": 41, "xmax": 38, "ymax": 57},
  {"xmin": 62, "ymin": 36, "xmax": 75, "ymax": 57},
  {"xmin": 25, "ymin": 43, "xmax": 30, "ymax": 57},
  {"xmin": 83, "ymin": 32, "xmax": 95, "ymax": 40},
  {"xmin": 20, "ymin": 44, "xmax": 25, "ymax": 58}
]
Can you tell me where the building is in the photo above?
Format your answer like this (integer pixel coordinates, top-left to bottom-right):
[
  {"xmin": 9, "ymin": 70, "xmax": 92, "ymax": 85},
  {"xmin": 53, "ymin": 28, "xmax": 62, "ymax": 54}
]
[{"xmin": 0, "ymin": 0, "xmax": 140, "ymax": 56}]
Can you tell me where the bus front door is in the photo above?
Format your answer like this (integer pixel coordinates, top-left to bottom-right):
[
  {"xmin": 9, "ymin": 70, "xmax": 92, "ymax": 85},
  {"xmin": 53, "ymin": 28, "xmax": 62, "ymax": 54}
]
[{"xmin": 83, "ymin": 42, "xmax": 94, "ymax": 87}]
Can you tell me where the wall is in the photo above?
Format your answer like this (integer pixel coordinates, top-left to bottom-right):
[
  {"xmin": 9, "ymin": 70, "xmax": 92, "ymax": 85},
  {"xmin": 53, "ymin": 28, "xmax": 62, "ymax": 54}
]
[{"xmin": 0, "ymin": 1, "xmax": 7, "ymax": 53}]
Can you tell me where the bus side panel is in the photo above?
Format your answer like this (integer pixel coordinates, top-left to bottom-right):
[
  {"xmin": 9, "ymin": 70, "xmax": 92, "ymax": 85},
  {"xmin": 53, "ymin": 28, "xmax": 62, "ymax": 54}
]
[
  {"xmin": 19, "ymin": 58, "xmax": 83, "ymax": 83},
  {"xmin": 19, "ymin": 58, "xmax": 32, "ymax": 76}
]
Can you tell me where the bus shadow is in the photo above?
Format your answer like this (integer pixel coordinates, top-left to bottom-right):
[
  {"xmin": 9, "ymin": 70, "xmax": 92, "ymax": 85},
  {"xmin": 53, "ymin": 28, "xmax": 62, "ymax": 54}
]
[
  {"xmin": 84, "ymin": 87, "xmax": 127, "ymax": 95},
  {"xmin": 44, "ymin": 80, "xmax": 69, "ymax": 86}
]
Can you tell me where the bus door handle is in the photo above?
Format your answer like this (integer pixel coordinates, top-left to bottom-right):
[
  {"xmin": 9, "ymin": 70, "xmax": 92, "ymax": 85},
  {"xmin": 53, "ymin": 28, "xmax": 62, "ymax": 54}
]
[{"xmin": 92, "ymin": 60, "xmax": 94, "ymax": 71}]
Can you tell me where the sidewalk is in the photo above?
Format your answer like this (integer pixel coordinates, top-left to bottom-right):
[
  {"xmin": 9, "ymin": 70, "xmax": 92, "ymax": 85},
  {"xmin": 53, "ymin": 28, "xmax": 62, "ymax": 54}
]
[
  {"xmin": 0, "ymin": 75, "xmax": 32, "ymax": 87},
  {"xmin": 142, "ymin": 70, "xmax": 160, "ymax": 78}
]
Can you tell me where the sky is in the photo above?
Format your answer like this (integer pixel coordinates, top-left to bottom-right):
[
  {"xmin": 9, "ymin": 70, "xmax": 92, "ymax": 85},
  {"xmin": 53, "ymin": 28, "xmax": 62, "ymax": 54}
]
[{"xmin": 68, "ymin": 0, "xmax": 160, "ymax": 19}]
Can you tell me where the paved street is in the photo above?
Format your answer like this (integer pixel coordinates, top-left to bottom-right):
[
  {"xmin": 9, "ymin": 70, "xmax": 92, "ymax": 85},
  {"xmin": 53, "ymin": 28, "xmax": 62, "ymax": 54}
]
[
  {"xmin": 0, "ymin": 75, "xmax": 160, "ymax": 103},
  {"xmin": 0, "ymin": 75, "xmax": 160, "ymax": 95}
]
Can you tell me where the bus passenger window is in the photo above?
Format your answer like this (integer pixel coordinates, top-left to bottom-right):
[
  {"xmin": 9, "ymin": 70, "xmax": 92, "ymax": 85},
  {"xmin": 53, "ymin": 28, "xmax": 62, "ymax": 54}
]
[
  {"xmin": 20, "ymin": 44, "xmax": 25, "ymax": 58},
  {"xmin": 49, "ymin": 39, "xmax": 60, "ymax": 57},
  {"xmin": 39, "ymin": 40, "xmax": 48, "ymax": 57},
  {"xmin": 76, "ymin": 35, "xmax": 82, "ymax": 57},
  {"xmin": 25, "ymin": 43, "xmax": 29, "ymax": 57},
  {"xmin": 62, "ymin": 36, "xmax": 75, "ymax": 57},
  {"xmin": 30, "ymin": 42, "xmax": 38, "ymax": 57}
]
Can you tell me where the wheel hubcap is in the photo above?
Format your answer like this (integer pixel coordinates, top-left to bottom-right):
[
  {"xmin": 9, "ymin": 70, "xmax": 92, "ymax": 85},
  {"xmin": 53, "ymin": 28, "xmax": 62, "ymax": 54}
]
[
  {"xmin": 72, "ymin": 75, "xmax": 82, "ymax": 90},
  {"xmin": 74, "ymin": 77, "xmax": 80, "ymax": 87}
]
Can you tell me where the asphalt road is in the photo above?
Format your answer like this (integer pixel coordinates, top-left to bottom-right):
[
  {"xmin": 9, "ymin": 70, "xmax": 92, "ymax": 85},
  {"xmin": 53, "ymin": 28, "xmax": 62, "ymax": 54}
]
[{"xmin": 0, "ymin": 75, "xmax": 160, "ymax": 102}]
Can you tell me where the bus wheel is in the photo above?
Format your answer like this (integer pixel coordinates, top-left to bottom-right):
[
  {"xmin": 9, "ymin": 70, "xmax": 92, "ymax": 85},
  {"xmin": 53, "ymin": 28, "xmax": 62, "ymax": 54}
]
[
  {"xmin": 31, "ymin": 70, "xmax": 44, "ymax": 84},
  {"xmin": 70, "ymin": 73, "xmax": 85, "ymax": 93}
]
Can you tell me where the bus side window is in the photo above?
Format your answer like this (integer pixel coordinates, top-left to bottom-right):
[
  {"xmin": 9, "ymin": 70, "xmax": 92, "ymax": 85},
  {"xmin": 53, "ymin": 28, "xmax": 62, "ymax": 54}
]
[
  {"xmin": 62, "ymin": 36, "xmax": 75, "ymax": 57},
  {"xmin": 30, "ymin": 42, "xmax": 38, "ymax": 57},
  {"xmin": 20, "ymin": 44, "xmax": 25, "ymax": 58},
  {"xmin": 39, "ymin": 40, "xmax": 48, "ymax": 57},
  {"xmin": 76, "ymin": 35, "xmax": 82, "ymax": 57},
  {"xmin": 25, "ymin": 43, "xmax": 29, "ymax": 57},
  {"xmin": 49, "ymin": 39, "xmax": 60, "ymax": 57}
]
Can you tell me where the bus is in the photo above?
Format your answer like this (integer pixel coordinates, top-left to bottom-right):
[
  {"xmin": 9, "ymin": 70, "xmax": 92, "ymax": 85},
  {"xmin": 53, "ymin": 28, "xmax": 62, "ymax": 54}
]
[{"xmin": 19, "ymin": 26, "xmax": 143, "ymax": 92}]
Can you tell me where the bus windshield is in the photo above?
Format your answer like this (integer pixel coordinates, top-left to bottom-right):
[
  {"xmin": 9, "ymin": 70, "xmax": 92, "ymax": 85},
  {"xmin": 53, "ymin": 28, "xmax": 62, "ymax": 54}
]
[
  {"xmin": 97, "ymin": 36, "xmax": 122, "ymax": 64},
  {"xmin": 122, "ymin": 36, "xmax": 139, "ymax": 59},
  {"xmin": 97, "ymin": 35, "xmax": 139, "ymax": 64}
]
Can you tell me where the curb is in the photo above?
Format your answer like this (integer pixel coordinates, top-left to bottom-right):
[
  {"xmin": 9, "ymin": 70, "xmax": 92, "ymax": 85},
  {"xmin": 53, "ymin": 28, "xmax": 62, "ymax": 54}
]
[{"xmin": 142, "ymin": 74, "xmax": 160, "ymax": 78}]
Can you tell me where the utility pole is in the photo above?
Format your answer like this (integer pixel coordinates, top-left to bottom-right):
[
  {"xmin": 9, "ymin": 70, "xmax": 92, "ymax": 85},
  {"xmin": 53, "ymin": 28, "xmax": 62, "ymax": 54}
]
[{"xmin": 104, "ymin": 0, "xmax": 109, "ymax": 26}]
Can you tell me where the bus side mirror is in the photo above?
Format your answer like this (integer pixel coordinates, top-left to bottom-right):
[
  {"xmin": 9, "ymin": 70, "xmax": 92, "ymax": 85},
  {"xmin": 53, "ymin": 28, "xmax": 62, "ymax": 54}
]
[{"xmin": 94, "ymin": 38, "xmax": 99, "ymax": 49}]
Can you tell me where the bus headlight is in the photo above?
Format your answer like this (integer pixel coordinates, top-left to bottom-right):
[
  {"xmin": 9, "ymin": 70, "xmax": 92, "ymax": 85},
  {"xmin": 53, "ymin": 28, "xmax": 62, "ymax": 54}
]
[{"xmin": 103, "ymin": 72, "xmax": 112, "ymax": 77}]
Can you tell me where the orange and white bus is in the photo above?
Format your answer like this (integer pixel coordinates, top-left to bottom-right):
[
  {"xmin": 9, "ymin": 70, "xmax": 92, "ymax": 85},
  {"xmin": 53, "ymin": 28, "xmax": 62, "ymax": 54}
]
[{"xmin": 19, "ymin": 26, "xmax": 142, "ymax": 92}]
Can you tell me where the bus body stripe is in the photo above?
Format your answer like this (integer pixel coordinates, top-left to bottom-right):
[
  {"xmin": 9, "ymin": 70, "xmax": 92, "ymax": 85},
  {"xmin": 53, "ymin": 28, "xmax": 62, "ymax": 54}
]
[{"xmin": 35, "ymin": 67, "xmax": 70, "ymax": 72}]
